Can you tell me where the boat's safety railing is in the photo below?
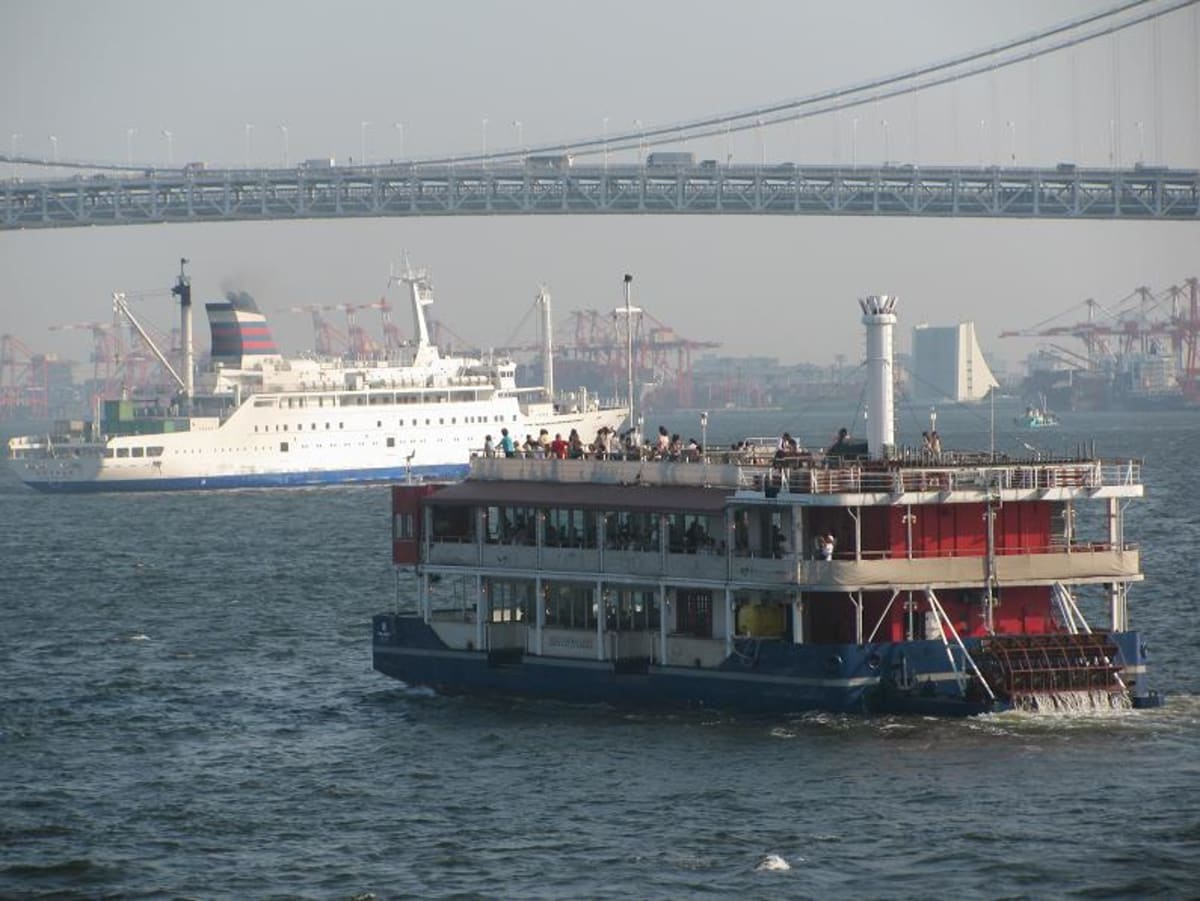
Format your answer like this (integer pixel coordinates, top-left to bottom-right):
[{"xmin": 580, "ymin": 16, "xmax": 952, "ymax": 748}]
[
  {"xmin": 924, "ymin": 588, "xmax": 996, "ymax": 702},
  {"xmin": 737, "ymin": 460, "xmax": 1141, "ymax": 495}
]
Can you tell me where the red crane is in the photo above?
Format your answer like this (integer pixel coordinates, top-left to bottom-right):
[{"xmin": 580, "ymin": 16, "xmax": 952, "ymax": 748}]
[{"xmin": 0, "ymin": 333, "xmax": 51, "ymax": 421}]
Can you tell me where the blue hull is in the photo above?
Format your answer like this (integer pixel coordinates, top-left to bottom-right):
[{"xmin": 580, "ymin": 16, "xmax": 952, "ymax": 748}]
[
  {"xmin": 372, "ymin": 615, "xmax": 1160, "ymax": 717},
  {"xmin": 21, "ymin": 463, "xmax": 470, "ymax": 494}
]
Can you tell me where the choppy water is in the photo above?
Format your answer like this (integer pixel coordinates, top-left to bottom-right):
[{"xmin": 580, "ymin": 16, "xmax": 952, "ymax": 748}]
[{"xmin": 2, "ymin": 405, "xmax": 1198, "ymax": 898}]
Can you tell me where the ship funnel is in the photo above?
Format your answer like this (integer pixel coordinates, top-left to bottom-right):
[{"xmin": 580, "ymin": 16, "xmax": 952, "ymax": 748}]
[{"xmin": 859, "ymin": 294, "xmax": 898, "ymax": 459}]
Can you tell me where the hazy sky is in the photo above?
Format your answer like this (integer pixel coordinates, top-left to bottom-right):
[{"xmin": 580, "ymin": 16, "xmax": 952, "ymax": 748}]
[{"xmin": 2, "ymin": 0, "xmax": 1198, "ymax": 372}]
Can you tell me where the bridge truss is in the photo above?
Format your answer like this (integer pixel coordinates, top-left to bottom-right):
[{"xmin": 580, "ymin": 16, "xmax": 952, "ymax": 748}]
[{"xmin": 3, "ymin": 163, "xmax": 1198, "ymax": 230}]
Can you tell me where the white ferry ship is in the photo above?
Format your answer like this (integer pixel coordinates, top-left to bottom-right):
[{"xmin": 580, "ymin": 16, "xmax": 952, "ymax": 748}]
[{"xmin": 7, "ymin": 262, "xmax": 627, "ymax": 492}]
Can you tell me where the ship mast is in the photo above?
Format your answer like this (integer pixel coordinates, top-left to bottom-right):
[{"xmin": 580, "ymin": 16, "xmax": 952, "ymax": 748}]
[
  {"xmin": 616, "ymin": 274, "xmax": 640, "ymax": 430},
  {"xmin": 170, "ymin": 258, "xmax": 194, "ymax": 412},
  {"xmin": 859, "ymin": 294, "xmax": 897, "ymax": 459},
  {"xmin": 537, "ymin": 285, "xmax": 554, "ymax": 401}
]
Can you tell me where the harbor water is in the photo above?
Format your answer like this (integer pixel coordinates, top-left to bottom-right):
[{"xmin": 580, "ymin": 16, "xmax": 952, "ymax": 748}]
[{"xmin": 2, "ymin": 405, "xmax": 1198, "ymax": 898}]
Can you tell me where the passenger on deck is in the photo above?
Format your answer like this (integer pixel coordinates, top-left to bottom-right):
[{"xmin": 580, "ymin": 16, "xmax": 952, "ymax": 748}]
[
  {"xmin": 550, "ymin": 432, "xmax": 568, "ymax": 459},
  {"xmin": 930, "ymin": 431, "xmax": 942, "ymax": 457},
  {"xmin": 483, "ymin": 434, "xmax": 495, "ymax": 458},
  {"xmin": 655, "ymin": 425, "xmax": 670, "ymax": 459},
  {"xmin": 499, "ymin": 428, "xmax": 516, "ymax": 458}
]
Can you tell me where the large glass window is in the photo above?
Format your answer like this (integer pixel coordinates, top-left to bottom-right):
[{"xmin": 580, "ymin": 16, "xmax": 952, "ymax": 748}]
[
  {"xmin": 488, "ymin": 579, "xmax": 532, "ymax": 622},
  {"xmin": 666, "ymin": 513, "xmax": 719, "ymax": 554},
  {"xmin": 603, "ymin": 511, "xmax": 660, "ymax": 552},
  {"xmin": 543, "ymin": 508, "xmax": 596, "ymax": 548},
  {"xmin": 484, "ymin": 505, "xmax": 537, "ymax": 545},
  {"xmin": 430, "ymin": 505, "xmax": 473, "ymax": 542},
  {"xmin": 543, "ymin": 581, "xmax": 596, "ymax": 629}
]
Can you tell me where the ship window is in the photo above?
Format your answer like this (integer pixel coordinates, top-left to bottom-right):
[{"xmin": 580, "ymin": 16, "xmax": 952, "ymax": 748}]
[
  {"xmin": 104, "ymin": 449, "xmax": 114, "ymax": 458},
  {"xmin": 393, "ymin": 513, "xmax": 415, "ymax": 540},
  {"xmin": 326, "ymin": 423, "xmax": 330, "ymax": 429},
  {"xmin": 484, "ymin": 505, "xmax": 536, "ymax": 545},
  {"xmin": 675, "ymin": 590, "xmax": 713, "ymax": 637},
  {"xmin": 116, "ymin": 447, "xmax": 130, "ymax": 458},
  {"xmin": 131, "ymin": 447, "xmax": 145, "ymax": 458},
  {"xmin": 280, "ymin": 441, "xmax": 289, "ymax": 452},
  {"xmin": 311, "ymin": 424, "xmax": 316, "ymax": 430},
  {"xmin": 543, "ymin": 581, "xmax": 597, "ymax": 629},
  {"xmin": 377, "ymin": 421, "xmax": 382, "ymax": 428},
  {"xmin": 544, "ymin": 508, "xmax": 595, "ymax": 548},
  {"xmin": 283, "ymin": 424, "xmax": 288, "ymax": 431},
  {"xmin": 339, "ymin": 422, "xmax": 344, "ymax": 429},
  {"xmin": 387, "ymin": 437, "xmax": 395, "ymax": 448},
  {"xmin": 611, "ymin": 586, "xmax": 660, "ymax": 631},
  {"xmin": 487, "ymin": 579, "xmax": 532, "ymax": 623},
  {"xmin": 254, "ymin": 399, "xmax": 274, "ymax": 407},
  {"xmin": 604, "ymin": 511, "xmax": 660, "ymax": 553},
  {"xmin": 431, "ymin": 505, "xmax": 472, "ymax": 542}
]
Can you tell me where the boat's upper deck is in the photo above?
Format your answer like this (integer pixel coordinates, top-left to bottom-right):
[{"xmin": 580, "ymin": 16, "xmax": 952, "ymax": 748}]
[{"xmin": 463, "ymin": 448, "xmax": 1143, "ymax": 507}]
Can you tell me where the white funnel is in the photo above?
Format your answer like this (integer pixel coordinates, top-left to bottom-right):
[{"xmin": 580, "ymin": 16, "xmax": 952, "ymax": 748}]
[{"xmin": 859, "ymin": 295, "xmax": 898, "ymax": 459}]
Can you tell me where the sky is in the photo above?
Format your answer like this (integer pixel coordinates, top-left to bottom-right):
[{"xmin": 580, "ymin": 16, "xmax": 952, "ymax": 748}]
[{"xmin": 2, "ymin": 0, "xmax": 1198, "ymax": 374}]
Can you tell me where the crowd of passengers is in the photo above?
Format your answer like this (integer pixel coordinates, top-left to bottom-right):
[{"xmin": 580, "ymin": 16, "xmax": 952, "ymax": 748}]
[{"xmin": 480, "ymin": 425, "xmax": 844, "ymax": 464}]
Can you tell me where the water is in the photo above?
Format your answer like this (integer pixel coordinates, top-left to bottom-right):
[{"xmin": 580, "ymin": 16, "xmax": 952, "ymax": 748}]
[{"xmin": 2, "ymin": 405, "xmax": 1199, "ymax": 898}]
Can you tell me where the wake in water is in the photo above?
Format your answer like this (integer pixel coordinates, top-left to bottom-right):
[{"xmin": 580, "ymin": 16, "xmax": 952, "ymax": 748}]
[{"xmin": 1012, "ymin": 690, "xmax": 1132, "ymax": 714}]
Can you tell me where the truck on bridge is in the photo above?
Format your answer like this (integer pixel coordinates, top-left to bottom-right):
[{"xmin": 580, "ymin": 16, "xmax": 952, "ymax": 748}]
[{"xmin": 646, "ymin": 151, "xmax": 695, "ymax": 169}]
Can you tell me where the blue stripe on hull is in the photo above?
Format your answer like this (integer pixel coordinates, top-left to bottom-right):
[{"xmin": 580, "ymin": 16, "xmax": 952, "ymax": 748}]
[
  {"xmin": 372, "ymin": 615, "xmax": 1160, "ymax": 717},
  {"xmin": 21, "ymin": 463, "xmax": 470, "ymax": 493}
]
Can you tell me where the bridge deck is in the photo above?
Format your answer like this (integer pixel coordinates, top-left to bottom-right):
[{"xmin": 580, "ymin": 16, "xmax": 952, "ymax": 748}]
[{"xmin": 3, "ymin": 163, "xmax": 1198, "ymax": 229}]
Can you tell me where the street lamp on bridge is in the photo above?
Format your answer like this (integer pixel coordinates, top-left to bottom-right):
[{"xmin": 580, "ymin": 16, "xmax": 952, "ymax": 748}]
[
  {"xmin": 160, "ymin": 129, "xmax": 173, "ymax": 166},
  {"xmin": 279, "ymin": 124, "xmax": 289, "ymax": 167},
  {"xmin": 126, "ymin": 128, "xmax": 137, "ymax": 166},
  {"xmin": 394, "ymin": 121, "xmax": 405, "ymax": 160},
  {"xmin": 49, "ymin": 134, "xmax": 58, "ymax": 163},
  {"xmin": 361, "ymin": 120, "xmax": 371, "ymax": 165},
  {"xmin": 244, "ymin": 123, "xmax": 253, "ymax": 168}
]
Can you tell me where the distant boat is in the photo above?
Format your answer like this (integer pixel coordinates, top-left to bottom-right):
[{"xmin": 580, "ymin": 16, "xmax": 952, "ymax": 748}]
[
  {"xmin": 7, "ymin": 261, "xmax": 627, "ymax": 492},
  {"xmin": 1015, "ymin": 397, "xmax": 1059, "ymax": 429}
]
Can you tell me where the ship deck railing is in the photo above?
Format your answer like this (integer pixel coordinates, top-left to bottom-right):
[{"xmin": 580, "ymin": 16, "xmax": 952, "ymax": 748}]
[{"xmin": 736, "ymin": 458, "xmax": 1141, "ymax": 496}]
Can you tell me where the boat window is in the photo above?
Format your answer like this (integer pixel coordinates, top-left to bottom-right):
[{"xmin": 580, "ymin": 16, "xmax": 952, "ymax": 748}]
[
  {"xmin": 387, "ymin": 437, "xmax": 395, "ymax": 448},
  {"xmin": 610, "ymin": 586, "xmax": 660, "ymax": 631},
  {"xmin": 131, "ymin": 447, "xmax": 145, "ymax": 458},
  {"xmin": 544, "ymin": 508, "xmax": 595, "ymax": 548},
  {"xmin": 116, "ymin": 447, "xmax": 130, "ymax": 458},
  {"xmin": 280, "ymin": 441, "xmax": 289, "ymax": 452},
  {"xmin": 485, "ymin": 505, "xmax": 537, "ymax": 545},
  {"xmin": 543, "ymin": 581, "xmax": 597, "ymax": 629},
  {"xmin": 254, "ymin": 399, "xmax": 275, "ymax": 407},
  {"xmin": 486, "ymin": 578, "xmax": 531, "ymax": 623},
  {"xmin": 604, "ymin": 511, "xmax": 660, "ymax": 553},
  {"xmin": 104, "ymin": 448, "xmax": 114, "ymax": 458},
  {"xmin": 431, "ymin": 505, "xmax": 473, "ymax": 542},
  {"xmin": 666, "ymin": 513, "xmax": 719, "ymax": 555}
]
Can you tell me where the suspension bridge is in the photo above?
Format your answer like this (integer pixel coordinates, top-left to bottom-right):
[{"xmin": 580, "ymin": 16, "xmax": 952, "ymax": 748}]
[{"xmin": 3, "ymin": 0, "xmax": 1199, "ymax": 230}]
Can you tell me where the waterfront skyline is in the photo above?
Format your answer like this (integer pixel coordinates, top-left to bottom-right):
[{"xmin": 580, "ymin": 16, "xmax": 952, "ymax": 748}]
[{"xmin": 2, "ymin": 0, "xmax": 1198, "ymax": 369}]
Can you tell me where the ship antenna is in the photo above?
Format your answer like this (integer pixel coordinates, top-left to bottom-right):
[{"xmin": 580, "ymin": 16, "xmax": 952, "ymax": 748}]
[{"xmin": 171, "ymin": 257, "xmax": 194, "ymax": 413}]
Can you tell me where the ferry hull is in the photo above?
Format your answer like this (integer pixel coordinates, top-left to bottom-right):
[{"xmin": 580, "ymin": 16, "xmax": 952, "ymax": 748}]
[
  {"xmin": 372, "ymin": 615, "xmax": 1158, "ymax": 717},
  {"xmin": 18, "ymin": 463, "xmax": 470, "ymax": 494}
]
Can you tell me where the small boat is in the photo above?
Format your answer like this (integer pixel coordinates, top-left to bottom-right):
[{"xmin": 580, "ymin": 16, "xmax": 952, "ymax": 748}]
[{"xmin": 1015, "ymin": 396, "xmax": 1059, "ymax": 428}]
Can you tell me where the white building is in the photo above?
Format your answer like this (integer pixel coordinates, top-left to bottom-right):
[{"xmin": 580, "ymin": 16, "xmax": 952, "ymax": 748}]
[{"xmin": 910, "ymin": 322, "xmax": 999, "ymax": 403}]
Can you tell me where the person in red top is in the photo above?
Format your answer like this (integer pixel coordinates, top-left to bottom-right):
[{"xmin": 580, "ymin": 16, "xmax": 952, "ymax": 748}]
[{"xmin": 550, "ymin": 433, "xmax": 568, "ymax": 459}]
